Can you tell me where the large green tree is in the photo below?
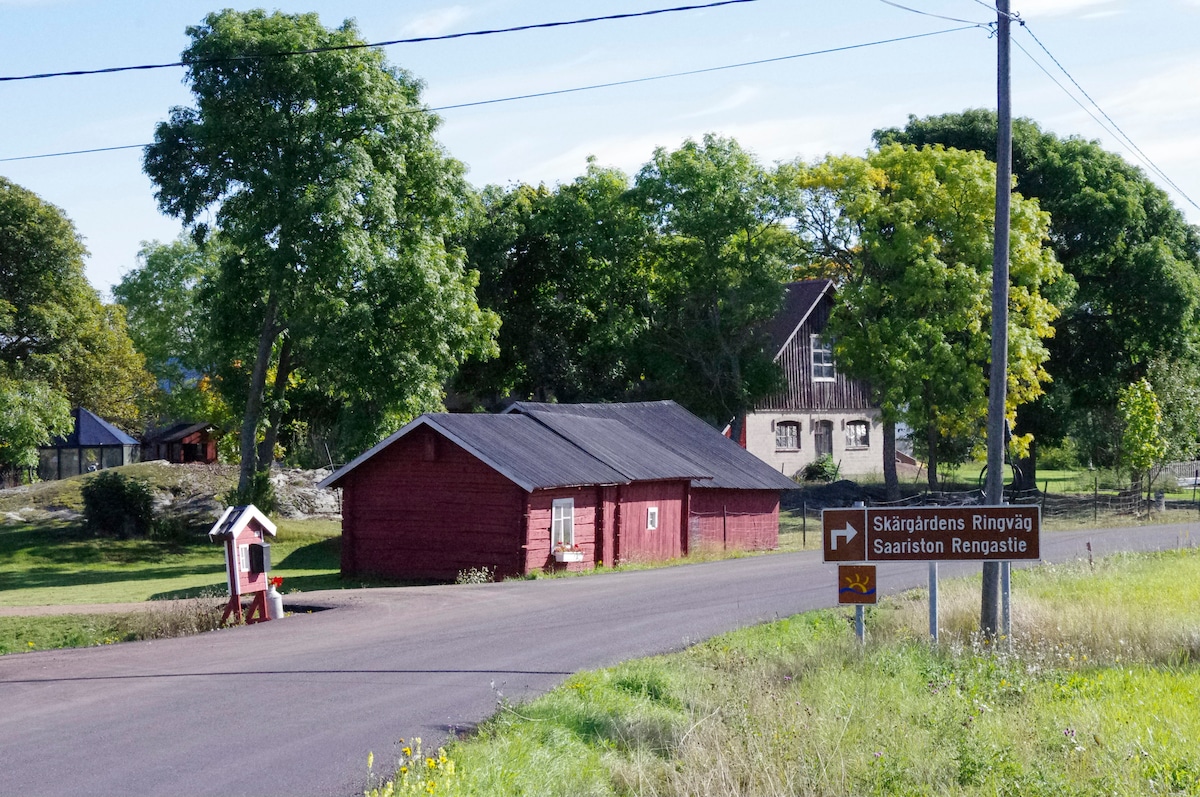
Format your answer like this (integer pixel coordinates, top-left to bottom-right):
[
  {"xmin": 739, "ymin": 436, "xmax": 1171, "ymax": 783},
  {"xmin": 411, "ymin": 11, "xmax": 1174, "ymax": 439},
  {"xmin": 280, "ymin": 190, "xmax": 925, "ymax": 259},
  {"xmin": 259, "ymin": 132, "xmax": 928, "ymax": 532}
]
[
  {"xmin": 632, "ymin": 134, "xmax": 795, "ymax": 426},
  {"xmin": 0, "ymin": 178, "xmax": 152, "ymax": 476},
  {"xmin": 457, "ymin": 162, "xmax": 652, "ymax": 406},
  {"xmin": 790, "ymin": 144, "xmax": 1067, "ymax": 493},
  {"xmin": 144, "ymin": 10, "xmax": 497, "ymax": 492},
  {"xmin": 875, "ymin": 111, "xmax": 1200, "ymax": 474}
]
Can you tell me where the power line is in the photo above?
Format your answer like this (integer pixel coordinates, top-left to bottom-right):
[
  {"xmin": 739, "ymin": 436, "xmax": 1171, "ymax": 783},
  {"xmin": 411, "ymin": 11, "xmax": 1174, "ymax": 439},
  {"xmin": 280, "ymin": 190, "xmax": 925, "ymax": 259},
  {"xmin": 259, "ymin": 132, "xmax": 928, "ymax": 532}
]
[
  {"xmin": 875, "ymin": 0, "xmax": 991, "ymax": 26},
  {"xmin": 0, "ymin": 25, "xmax": 981, "ymax": 164},
  {"xmin": 1015, "ymin": 22, "xmax": 1198, "ymax": 211},
  {"xmin": 0, "ymin": 0, "xmax": 762, "ymax": 83}
]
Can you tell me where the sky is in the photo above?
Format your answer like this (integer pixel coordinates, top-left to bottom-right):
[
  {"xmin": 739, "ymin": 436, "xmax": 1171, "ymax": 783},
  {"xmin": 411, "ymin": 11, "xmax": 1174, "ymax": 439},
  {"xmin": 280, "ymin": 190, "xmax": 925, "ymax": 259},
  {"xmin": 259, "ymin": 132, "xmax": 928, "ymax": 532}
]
[{"xmin": 2, "ymin": 0, "xmax": 1198, "ymax": 298}]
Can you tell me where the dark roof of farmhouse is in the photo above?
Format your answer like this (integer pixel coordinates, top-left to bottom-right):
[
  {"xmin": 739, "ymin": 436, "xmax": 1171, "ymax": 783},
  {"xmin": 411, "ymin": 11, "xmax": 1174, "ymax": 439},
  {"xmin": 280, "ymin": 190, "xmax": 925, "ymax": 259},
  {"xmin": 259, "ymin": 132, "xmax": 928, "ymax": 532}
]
[
  {"xmin": 319, "ymin": 400, "xmax": 797, "ymax": 493},
  {"xmin": 764, "ymin": 279, "xmax": 832, "ymax": 357},
  {"xmin": 45, "ymin": 407, "xmax": 138, "ymax": 448}
]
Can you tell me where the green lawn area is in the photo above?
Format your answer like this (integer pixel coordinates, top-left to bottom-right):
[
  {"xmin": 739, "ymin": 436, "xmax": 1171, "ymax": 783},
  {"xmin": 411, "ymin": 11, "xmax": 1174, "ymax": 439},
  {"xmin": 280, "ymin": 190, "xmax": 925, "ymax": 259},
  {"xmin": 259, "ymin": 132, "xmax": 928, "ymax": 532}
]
[
  {"xmin": 0, "ymin": 518, "xmax": 344, "ymax": 607},
  {"xmin": 366, "ymin": 548, "xmax": 1200, "ymax": 796}
]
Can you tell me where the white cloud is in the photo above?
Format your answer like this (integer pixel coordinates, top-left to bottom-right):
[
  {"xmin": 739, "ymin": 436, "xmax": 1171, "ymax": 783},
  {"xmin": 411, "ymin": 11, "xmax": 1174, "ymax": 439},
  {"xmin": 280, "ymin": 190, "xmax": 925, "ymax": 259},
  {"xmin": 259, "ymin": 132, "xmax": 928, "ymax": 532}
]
[
  {"xmin": 680, "ymin": 85, "xmax": 764, "ymax": 119},
  {"xmin": 401, "ymin": 6, "xmax": 470, "ymax": 37}
]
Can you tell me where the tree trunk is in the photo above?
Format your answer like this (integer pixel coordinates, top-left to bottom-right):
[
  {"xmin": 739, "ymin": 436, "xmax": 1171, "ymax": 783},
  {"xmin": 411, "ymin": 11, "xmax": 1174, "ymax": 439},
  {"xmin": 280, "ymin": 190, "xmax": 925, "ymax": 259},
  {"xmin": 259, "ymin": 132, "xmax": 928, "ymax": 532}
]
[
  {"xmin": 925, "ymin": 424, "xmax": 940, "ymax": 493},
  {"xmin": 238, "ymin": 294, "xmax": 281, "ymax": 495},
  {"xmin": 257, "ymin": 334, "xmax": 293, "ymax": 472},
  {"xmin": 883, "ymin": 418, "xmax": 899, "ymax": 501}
]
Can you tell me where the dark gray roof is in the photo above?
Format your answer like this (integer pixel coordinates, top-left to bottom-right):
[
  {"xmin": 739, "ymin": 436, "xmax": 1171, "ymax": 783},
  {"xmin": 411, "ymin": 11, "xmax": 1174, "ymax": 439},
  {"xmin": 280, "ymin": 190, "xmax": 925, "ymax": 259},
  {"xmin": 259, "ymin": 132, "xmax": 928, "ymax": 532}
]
[
  {"xmin": 508, "ymin": 401, "xmax": 799, "ymax": 491},
  {"xmin": 319, "ymin": 413, "xmax": 629, "ymax": 492},
  {"xmin": 320, "ymin": 400, "xmax": 798, "ymax": 493},
  {"xmin": 144, "ymin": 421, "xmax": 215, "ymax": 444},
  {"xmin": 765, "ymin": 279, "xmax": 832, "ymax": 357},
  {"xmin": 522, "ymin": 412, "xmax": 711, "ymax": 483},
  {"xmin": 47, "ymin": 407, "xmax": 138, "ymax": 448}
]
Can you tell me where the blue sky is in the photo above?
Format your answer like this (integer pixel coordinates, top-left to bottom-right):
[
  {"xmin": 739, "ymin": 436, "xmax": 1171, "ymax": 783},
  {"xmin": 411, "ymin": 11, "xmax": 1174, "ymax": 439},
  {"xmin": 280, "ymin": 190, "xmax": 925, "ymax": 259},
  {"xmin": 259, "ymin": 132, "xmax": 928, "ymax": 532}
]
[{"xmin": 2, "ymin": 0, "xmax": 1198, "ymax": 297}]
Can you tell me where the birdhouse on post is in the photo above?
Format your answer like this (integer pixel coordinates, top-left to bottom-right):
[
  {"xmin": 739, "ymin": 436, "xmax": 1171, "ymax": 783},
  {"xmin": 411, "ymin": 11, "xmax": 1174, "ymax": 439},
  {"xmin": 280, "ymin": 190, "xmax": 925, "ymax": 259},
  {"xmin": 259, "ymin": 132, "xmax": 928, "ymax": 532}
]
[{"xmin": 208, "ymin": 504, "xmax": 277, "ymax": 625}]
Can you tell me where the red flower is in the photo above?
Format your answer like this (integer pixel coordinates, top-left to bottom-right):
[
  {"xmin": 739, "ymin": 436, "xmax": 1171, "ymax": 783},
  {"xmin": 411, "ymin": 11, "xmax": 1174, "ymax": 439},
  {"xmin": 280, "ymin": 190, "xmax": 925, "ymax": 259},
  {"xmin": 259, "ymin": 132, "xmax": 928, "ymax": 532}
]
[{"xmin": 269, "ymin": 576, "xmax": 284, "ymax": 588}]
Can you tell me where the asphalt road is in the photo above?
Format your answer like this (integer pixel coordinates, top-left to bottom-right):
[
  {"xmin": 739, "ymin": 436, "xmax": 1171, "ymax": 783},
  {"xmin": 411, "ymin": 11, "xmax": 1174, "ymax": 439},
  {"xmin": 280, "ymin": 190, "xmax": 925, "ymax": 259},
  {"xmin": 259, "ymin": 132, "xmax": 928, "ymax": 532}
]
[{"xmin": 1, "ymin": 523, "xmax": 1195, "ymax": 797}]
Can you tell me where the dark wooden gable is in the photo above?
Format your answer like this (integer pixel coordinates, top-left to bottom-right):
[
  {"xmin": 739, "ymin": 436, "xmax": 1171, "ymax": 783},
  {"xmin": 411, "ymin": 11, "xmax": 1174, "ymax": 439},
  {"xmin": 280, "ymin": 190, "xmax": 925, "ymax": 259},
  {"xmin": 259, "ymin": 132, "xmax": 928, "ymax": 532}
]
[{"xmin": 756, "ymin": 280, "xmax": 875, "ymax": 412}]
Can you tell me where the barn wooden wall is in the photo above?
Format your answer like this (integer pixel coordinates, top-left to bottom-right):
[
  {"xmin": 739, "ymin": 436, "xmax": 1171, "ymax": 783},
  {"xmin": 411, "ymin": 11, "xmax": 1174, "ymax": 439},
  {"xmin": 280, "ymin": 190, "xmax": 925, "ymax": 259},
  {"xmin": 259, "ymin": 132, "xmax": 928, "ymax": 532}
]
[{"xmin": 341, "ymin": 427, "xmax": 526, "ymax": 580}]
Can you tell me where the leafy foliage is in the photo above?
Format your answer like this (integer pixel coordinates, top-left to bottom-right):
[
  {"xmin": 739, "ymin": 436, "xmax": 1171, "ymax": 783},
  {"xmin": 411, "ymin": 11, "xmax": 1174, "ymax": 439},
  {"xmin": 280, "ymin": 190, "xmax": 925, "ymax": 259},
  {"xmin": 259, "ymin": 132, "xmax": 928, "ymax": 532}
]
[
  {"xmin": 1117, "ymin": 378, "xmax": 1166, "ymax": 483},
  {"xmin": 800, "ymin": 454, "xmax": 839, "ymax": 483},
  {"xmin": 143, "ymin": 10, "xmax": 498, "ymax": 480},
  {"xmin": 791, "ymin": 144, "xmax": 1066, "ymax": 489},
  {"xmin": 81, "ymin": 471, "xmax": 155, "ymax": 539},
  {"xmin": 875, "ymin": 111, "xmax": 1200, "ymax": 466},
  {"xmin": 0, "ymin": 376, "xmax": 71, "ymax": 478}
]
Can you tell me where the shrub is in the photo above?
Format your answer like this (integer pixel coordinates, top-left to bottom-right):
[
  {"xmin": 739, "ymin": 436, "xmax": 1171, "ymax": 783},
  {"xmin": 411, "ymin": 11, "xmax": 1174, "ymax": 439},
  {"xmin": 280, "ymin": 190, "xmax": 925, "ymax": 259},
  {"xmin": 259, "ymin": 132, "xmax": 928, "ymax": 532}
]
[
  {"xmin": 81, "ymin": 470, "xmax": 154, "ymax": 538},
  {"xmin": 1038, "ymin": 437, "xmax": 1081, "ymax": 470},
  {"xmin": 455, "ymin": 566, "xmax": 495, "ymax": 585},
  {"xmin": 220, "ymin": 469, "xmax": 277, "ymax": 515},
  {"xmin": 801, "ymin": 454, "xmax": 840, "ymax": 483}
]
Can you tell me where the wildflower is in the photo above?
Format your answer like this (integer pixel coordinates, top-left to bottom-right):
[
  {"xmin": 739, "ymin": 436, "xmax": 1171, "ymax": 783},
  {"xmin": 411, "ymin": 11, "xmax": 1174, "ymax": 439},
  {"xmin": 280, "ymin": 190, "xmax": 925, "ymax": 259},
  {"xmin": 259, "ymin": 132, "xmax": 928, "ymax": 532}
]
[
  {"xmin": 1063, "ymin": 728, "xmax": 1076, "ymax": 739},
  {"xmin": 399, "ymin": 766, "xmax": 408, "ymax": 775},
  {"xmin": 367, "ymin": 751, "xmax": 374, "ymax": 770},
  {"xmin": 874, "ymin": 751, "xmax": 883, "ymax": 759},
  {"xmin": 426, "ymin": 757, "xmax": 437, "ymax": 769},
  {"xmin": 402, "ymin": 746, "xmax": 412, "ymax": 757}
]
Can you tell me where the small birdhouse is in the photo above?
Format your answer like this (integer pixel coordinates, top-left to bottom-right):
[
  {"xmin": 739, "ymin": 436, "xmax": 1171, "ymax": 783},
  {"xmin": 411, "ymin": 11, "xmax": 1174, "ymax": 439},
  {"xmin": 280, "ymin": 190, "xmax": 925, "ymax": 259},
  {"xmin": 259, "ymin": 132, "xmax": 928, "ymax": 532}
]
[{"xmin": 208, "ymin": 504, "xmax": 277, "ymax": 624}]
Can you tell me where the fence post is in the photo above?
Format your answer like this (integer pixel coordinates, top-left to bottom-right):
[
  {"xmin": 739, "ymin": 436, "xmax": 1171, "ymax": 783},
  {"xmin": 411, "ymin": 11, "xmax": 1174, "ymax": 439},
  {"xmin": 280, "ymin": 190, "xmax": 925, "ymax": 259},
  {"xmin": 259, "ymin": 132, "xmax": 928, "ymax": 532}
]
[
  {"xmin": 1094, "ymin": 475, "xmax": 1098, "ymax": 523},
  {"xmin": 802, "ymin": 502, "xmax": 807, "ymax": 548}
]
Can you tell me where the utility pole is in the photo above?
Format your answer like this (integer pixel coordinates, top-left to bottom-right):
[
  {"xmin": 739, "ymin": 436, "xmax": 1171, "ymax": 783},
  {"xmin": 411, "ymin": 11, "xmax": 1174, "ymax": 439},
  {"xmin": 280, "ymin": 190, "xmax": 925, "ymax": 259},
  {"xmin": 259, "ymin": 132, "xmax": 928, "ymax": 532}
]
[{"xmin": 981, "ymin": 0, "xmax": 1012, "ymax": 638}]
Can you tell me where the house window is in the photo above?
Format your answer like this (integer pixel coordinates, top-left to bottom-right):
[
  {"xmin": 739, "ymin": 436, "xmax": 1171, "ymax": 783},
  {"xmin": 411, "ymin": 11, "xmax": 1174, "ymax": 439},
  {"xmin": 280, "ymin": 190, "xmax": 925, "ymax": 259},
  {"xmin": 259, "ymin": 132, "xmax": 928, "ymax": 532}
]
[
  {"xmin": 238, "ymin": 543, "xmax": 250, "ymax": 573},
  {"xmin": 846, "ymin": 420, "xmax": 870, "ymax": 449},
  {"xmin": 647, "ymin": 506, "xmax": 659, "ymax": 531},
  {"xmin": 551, "ymin": 498, "xmax": 575, "ymax": 548},
  {"xmin": 775, "ymin": 421, "xmax": 800, "ymax": 451},
  {"xmin": 811, "ymin": 335, "xmax": 835, "ymax": 381}
]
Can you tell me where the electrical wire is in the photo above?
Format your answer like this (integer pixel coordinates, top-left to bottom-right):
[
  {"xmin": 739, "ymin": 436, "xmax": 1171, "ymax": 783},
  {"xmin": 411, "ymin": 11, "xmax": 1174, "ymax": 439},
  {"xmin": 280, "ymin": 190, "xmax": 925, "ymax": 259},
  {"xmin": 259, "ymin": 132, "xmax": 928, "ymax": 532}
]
[
  {"xmin": 1015, "ymin": 23, "xmax": 1199, "ymax": 211},
  {"xmin": 875, "ymin": 0, "xmax": 991, "ymax": 26},
  {"xmin": 0, "ymin": 0, "xmax": 761, "ymax": 83},
  {"xmin": 0, "ymin": 25, "xmax": 981, "ymax": 164}
]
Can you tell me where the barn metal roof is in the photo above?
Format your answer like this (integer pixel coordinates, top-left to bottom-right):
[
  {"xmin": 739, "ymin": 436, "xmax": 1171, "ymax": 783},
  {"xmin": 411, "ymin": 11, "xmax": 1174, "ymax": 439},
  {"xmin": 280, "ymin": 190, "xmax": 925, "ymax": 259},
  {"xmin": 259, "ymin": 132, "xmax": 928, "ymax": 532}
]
[
  {"xmin": 318, "ymin": 413, "xmax": 631, "ymax": 492},
  {"xmin": 508, "ymin": 401, "xmax": 800, "ymax": 491},
  {"xmin": 319, "ymin": 400, "xmax": 798, "ymax": 493},
  {"xmin": 48, "ymin": 407, "xmax": 139, "ymax": 448}
]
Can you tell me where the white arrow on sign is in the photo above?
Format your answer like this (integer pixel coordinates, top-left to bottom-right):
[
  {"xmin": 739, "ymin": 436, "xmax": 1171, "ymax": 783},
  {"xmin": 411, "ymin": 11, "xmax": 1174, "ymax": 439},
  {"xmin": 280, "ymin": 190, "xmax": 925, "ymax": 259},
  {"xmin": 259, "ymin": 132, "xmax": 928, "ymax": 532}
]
[{"xmin": 832, "ymin": 522, "xmax": 858, "ymax": 550}]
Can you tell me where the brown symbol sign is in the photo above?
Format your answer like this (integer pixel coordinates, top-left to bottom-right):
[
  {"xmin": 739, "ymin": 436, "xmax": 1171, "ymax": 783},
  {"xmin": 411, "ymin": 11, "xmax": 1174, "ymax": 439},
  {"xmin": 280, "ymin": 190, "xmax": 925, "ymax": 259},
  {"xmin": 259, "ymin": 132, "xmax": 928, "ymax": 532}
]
[{"xmin": 838, "ymin": 565, "xmax": 877, "ymax": 604}]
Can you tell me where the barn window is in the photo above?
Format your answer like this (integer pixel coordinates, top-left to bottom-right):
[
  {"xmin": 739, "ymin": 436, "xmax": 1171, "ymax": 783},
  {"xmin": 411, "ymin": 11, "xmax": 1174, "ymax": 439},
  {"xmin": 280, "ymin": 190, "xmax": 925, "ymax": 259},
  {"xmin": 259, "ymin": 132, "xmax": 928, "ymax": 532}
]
[
  {"xmin": 647, "ymin": 506, "xmax": 659, "ymax": 530},
  {"xmin": 775, "ymin": 421, "xmax": 800, "ymax": 451},
  {"xmin": 552, "ymin": 498, "xmax": 575, "ymax": 548},
  {"xmin": 811, "ymin": 335, "xmax": 835, "ymax": 381},
  {"xmin": 846, "ymin": 420, "xmax": 870, "ymax": 449}
]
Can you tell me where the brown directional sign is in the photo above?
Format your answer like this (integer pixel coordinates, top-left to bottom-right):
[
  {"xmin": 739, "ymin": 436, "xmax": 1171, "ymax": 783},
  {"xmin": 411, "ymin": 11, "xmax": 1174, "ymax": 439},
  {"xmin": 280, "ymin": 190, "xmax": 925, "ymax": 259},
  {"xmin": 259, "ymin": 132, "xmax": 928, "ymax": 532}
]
[
  {"xmin": 838, "ymin": 565, "xmax": 877, "ymax": 604},
  {"xmin": 823, "ymin": 506, "xmax": 1040, "ymax": 563}
]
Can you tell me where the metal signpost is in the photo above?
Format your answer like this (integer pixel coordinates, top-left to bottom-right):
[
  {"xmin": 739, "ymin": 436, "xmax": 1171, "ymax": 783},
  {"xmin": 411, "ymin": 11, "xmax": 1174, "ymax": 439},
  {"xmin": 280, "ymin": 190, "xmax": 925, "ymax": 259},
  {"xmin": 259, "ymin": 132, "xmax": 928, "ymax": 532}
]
[{"xmin": 823, "ymin": 506, "xmax": 1041, "ymax": 640}]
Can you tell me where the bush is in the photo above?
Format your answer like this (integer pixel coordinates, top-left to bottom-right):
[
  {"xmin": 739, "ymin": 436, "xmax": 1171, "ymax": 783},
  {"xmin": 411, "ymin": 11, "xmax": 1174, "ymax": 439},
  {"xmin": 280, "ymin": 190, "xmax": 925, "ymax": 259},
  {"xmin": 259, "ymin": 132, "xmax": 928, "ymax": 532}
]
[
  {"xmin": 81, "ymin": 470, "xmax": 155, "ymax": 538},
  {"xmin": 1038, "ymin": 438, "xmax": 1081, "ymax": 470},
  {"xmin": 801, "ymin": 454, "xmax": 840, "ymax": 483},
  {"xmin": 220, "ymin": 469, "xmax": 277, "ymax": 515}
]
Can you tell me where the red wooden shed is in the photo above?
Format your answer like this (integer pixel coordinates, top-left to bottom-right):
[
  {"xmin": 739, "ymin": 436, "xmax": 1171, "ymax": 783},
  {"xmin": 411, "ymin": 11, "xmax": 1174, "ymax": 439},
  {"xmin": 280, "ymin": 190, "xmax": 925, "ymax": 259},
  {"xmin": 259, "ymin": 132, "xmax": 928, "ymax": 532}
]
[{"xmin": 318, "ymin": 401, "xmax": 798, "ymax": 581}]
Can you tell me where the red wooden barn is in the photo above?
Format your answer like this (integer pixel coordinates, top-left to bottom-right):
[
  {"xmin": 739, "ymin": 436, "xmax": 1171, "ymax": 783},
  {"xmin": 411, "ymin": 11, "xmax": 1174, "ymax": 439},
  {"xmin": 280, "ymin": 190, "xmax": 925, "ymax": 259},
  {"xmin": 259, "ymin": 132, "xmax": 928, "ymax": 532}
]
[{"xmin": 318, "ymin": 401, "xmax": 798, "ymax": 581}]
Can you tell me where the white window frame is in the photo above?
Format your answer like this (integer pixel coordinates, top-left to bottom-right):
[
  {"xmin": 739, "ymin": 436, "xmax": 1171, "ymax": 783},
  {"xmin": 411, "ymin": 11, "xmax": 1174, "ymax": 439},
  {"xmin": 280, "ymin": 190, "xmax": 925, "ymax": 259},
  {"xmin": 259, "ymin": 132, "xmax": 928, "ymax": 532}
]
[
  {"xmin": 647, "ymin": 506, "xmax": 659, "ymax": 531},
  {"xmin": 811, "ymin": 334, "xmax": 835, "ymax": 381},
  {"xmin": 551, "ymin": 498, "xmax": 575, "ymax": 548},
  {"xmin": 238, "ymin": 543, "xmax": 250, "ymax": 573},
  {"xmin": 846, "ymin": 420, "xmax": 870, "ymax": 450},
  {"xmin": 775, "ymin": 420, "xmax": 800, "ymax": 451}
]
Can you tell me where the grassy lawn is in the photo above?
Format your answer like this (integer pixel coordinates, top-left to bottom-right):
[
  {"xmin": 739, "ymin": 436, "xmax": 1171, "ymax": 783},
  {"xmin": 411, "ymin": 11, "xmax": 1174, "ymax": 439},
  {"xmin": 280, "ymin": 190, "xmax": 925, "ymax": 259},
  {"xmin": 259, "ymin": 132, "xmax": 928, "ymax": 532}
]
[
  {"xmin": 0, "ymin": 517, "xmax": 344, "ymax": 607},
  {"xmin": 366, "ymin": 548, "xmax": 1200, "ymax": 796}
]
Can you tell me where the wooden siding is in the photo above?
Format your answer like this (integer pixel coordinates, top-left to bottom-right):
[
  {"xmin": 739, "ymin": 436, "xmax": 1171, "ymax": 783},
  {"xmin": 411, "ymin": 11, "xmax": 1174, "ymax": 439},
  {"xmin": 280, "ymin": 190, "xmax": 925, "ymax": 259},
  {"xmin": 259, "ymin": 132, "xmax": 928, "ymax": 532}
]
[
  {"xmin": 689, "ymin": 489, "xmax": 780, "ymax": 552},
  {"xmin": 757, "ymin": 299, "xmax": 875, "ymax": 411},
  {"xmin": 341, "ymin": 426, "xmax": 527, "ymax": 580},
  {"xmin": 525, "ymin": 487, "xmax": 600, "ymax": 572},
  {"xmin": 615, "ymin": 481, "xmax": 687, "ymax": 563}
]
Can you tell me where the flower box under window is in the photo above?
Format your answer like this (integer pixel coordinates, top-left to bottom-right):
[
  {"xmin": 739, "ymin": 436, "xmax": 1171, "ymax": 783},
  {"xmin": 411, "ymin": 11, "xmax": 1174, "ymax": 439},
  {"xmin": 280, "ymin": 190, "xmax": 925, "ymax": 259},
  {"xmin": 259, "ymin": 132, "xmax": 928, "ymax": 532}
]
[{"xmin": 554, "ymin": 549, "xmax": 584, "ymax": 563}]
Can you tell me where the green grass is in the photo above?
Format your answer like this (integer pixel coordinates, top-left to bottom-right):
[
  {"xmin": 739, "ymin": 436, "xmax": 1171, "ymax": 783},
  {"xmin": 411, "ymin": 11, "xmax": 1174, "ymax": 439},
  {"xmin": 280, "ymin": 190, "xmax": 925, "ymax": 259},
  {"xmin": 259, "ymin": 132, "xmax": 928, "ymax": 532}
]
[
  {"xmin": 366, "ymin": 548, "xmax": 1200, "ymax": 797},
  {"xmin": 0, "ymin": 517, "xmax": 345, "ymax": 606}
]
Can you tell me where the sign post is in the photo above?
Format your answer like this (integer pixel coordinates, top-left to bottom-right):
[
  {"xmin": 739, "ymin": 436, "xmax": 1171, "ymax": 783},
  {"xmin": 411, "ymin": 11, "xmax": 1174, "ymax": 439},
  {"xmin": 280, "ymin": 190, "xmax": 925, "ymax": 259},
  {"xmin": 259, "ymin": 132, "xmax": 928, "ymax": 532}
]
[{"xmin": 824, "ymin": 506, "xmax": 1040, "ymax": 640}]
